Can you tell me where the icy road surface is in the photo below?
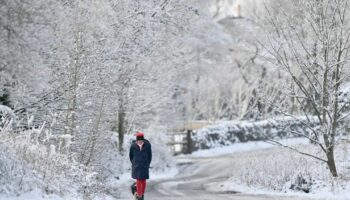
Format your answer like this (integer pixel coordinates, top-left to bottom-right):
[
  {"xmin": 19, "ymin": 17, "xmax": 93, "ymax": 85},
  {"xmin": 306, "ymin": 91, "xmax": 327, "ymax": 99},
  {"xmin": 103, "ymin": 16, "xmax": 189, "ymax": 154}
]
[{"xmin": 120, "ymin": 153, "xmax": 316, "ymax": 200}]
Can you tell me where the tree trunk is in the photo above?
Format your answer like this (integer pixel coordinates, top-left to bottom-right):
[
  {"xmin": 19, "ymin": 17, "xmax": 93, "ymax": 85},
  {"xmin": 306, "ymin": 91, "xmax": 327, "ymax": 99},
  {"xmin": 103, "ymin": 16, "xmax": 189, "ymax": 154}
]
[
  {"xmin": 85, "ymin": 94, "xmax": 106, "ymax": 166},
  {"xmin": 63, "ymin": 1, "xmax": 82, "ymax": 153},
  {"xmin": 326, "ymin": 45, "xmax": 342, "ymax": 178},
  {"xmin": 118, "ymin": 111, "xmax": 126, "ymax": 152},
  {"xmin": 326, "ymin": 149, "xmax": 338, "ymax": 177}
]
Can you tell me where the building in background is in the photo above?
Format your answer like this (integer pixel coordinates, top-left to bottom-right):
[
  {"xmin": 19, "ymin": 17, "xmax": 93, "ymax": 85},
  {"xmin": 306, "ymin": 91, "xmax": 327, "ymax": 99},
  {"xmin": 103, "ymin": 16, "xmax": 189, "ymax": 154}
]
[{"xmin": 209, "ymin": 0, "xmax": 264, "ymax": 21}]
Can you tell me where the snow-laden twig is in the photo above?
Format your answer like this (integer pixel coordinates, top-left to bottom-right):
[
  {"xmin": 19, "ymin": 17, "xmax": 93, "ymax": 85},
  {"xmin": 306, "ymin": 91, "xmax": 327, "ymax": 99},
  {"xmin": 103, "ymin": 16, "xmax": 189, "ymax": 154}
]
[{"xmin": 266, "ymin": 139, "xmax": 327, "ymax": 163}]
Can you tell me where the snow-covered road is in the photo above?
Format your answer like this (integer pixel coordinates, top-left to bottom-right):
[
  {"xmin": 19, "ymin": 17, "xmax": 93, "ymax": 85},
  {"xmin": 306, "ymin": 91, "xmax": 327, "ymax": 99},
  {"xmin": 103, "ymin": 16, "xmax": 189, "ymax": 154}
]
[{"xmin": 120, "ymin": 154, "xmax": 315, "ymax": 200}]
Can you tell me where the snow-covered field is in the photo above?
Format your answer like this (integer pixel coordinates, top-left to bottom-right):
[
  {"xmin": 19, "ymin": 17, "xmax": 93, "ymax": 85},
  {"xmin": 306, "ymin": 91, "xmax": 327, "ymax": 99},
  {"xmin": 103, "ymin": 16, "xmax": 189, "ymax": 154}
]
[{"xmin": 194, "ymin": 139, "xmax": 350, "ymax": 200}]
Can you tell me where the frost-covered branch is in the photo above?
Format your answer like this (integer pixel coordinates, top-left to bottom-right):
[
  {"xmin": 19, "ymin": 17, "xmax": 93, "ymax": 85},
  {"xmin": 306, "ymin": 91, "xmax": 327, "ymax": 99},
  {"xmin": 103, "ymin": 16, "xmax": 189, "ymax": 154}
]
[{"xmin": 266, "ymin": 139, "xmax": 327, "ymax": 163}]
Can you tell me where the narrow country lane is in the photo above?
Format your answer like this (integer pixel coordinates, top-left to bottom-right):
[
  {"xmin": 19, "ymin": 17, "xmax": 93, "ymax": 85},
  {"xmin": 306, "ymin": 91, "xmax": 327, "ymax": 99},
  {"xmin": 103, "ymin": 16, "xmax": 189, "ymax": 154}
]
[{"xmin": 119, "ymin": 153, "xmax": 316, "ymax": 200}]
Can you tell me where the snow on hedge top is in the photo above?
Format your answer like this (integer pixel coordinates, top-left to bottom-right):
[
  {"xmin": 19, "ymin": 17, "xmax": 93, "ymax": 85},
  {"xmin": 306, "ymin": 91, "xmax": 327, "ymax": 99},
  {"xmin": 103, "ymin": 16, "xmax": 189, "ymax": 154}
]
[{"xmin": 192, "ymin": 116, "xmax": 319, "ymax": 149}]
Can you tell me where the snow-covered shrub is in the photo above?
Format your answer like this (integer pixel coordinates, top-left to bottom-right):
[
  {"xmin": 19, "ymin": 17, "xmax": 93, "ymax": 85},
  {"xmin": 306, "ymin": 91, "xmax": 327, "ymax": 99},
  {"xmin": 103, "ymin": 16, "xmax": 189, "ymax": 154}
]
[
  {"xmin": 192, "ymin": 116, "xmax": 320, "ymax": 149},
  {"xmin": 339, "ymin": 83, "xmax": 350, "ymax": 137},
  {"xmin": 289, "ymin": 173, "xmax": 313, "ymax": 193},
  {"xmin": 0, "ymin": 105, "xmax": 15, "ymax": 128},
  {"xmin": 0, "ymin": 140, "xmax": 41, "ymax": 196},
  {"xmin": 0, "ymin": 116, "xmax": 103, "ymax": 198}
]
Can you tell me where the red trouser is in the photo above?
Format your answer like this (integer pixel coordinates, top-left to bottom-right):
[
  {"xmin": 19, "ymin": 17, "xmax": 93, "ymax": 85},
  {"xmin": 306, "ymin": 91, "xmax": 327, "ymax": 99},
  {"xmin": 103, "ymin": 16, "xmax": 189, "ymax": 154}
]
[{"xmin": 136, "ymin": 179, "xmax": 146, "ymax": 196}]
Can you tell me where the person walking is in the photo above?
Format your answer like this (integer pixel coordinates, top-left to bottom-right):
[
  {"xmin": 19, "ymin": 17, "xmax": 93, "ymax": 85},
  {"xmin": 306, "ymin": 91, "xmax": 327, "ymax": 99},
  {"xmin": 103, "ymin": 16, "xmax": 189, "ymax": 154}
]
[{"xmin": 129, "ymin": 132, "xmax": 152, "ymax": 200}]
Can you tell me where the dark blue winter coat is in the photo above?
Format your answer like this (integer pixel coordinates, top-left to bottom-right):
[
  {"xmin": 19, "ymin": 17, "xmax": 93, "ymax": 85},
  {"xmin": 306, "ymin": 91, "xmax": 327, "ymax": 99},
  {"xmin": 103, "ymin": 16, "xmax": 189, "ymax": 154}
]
[{"xmin": 129, "ymin": 139, "xmax": 152, "ymax": 179}]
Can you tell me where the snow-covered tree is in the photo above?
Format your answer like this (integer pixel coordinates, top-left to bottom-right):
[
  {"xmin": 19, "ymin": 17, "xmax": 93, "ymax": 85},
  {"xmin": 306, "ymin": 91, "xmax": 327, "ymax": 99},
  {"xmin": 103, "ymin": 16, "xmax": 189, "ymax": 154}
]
[
  {"xmin": 1, "ymin": 0, "xmax": 215, "ymax": 196},
  {"xmin": 260, "ymin": 0, "xmax": 350, "ymax": 177}
]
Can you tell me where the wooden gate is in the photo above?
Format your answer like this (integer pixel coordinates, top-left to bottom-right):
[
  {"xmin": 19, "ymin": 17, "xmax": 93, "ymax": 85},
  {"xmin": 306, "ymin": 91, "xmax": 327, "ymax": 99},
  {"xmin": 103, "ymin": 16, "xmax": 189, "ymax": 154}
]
[{"xmin": 168, "ymin": 130, "xmax": 193, "ymax": 155}]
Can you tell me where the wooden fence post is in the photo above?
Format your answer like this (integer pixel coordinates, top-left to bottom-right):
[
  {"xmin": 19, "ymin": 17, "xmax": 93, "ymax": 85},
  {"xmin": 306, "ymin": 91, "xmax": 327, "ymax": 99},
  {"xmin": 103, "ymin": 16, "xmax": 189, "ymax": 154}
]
[{"xmin": 186, "ymin": 130, "xmax": 193, "ymax": 154}]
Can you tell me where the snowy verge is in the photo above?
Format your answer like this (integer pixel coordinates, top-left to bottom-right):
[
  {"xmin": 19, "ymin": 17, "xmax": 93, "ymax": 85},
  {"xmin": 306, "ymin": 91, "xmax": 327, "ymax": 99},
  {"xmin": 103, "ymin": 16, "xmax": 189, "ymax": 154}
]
[
  {"xmin": 205, "ymin": 179, "xmax": 350, "ymax": 200},
  {"xmin": 0, "ymin": 189, "xmax": 69, "ymax": 200},
  {"xmin": 0, "ymin": 190, "xmax": 117, "ymax": 200},
  {"xmin": 0, "ymin": 115, "xmax": 116, "ymax": 200}
]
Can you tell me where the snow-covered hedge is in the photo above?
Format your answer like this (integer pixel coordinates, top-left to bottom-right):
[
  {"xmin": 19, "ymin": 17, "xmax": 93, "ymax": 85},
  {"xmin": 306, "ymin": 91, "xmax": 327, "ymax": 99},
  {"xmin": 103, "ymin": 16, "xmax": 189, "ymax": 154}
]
[{"xmin": 192, "ymin": 116, "xmax": 320, "ymax": 149}]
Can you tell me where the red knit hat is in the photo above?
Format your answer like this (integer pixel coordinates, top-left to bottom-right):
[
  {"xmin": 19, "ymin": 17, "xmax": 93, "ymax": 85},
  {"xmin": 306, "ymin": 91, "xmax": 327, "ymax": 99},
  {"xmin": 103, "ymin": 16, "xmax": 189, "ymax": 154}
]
[{"xmin": 135, "ymin": 132, "xmax": 144, "ymax": 140}]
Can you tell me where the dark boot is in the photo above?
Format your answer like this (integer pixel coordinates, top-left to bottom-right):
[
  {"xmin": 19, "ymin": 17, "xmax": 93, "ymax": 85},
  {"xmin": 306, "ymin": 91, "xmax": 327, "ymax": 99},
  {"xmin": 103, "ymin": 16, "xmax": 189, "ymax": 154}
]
[{"xmin": 136, "ymin": 195, "xmax": 144, "ymax": 200}]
